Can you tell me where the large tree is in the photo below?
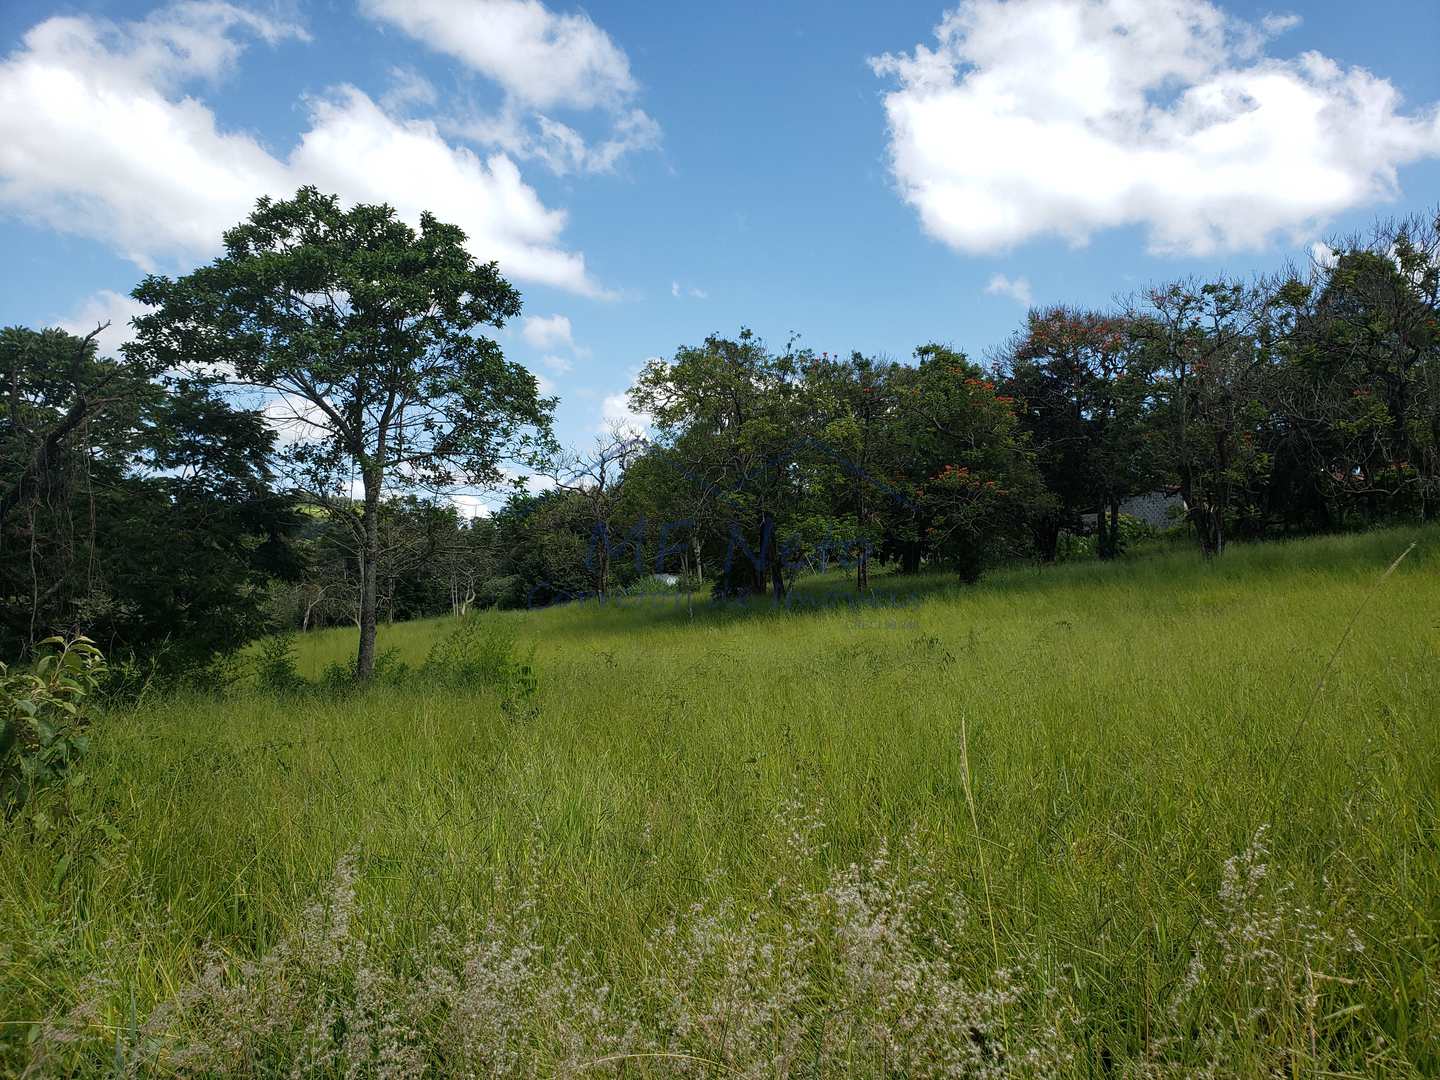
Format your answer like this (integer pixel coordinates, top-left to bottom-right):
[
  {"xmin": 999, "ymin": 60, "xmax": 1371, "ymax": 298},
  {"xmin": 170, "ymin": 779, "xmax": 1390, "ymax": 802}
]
[
  {"xmin": 807, "ymin": 353, "xmax": 898, "ymax": 591},
  {"xmin": 1137, "ymin": 280, "xmax": 1274, "ymax": 556},
  {"xmin": 880, "ymin": 345, "xmax": 1047, "ymax": 579},
  {"xmin": 129, "ymin": 187, "xmax": 554, "ymax": 679},
  {"xmin": 998, "ymin": 308, "xmax": 1160, "ymax": 560},
  {"xmin": 631, "ymin": 329, "xmax": 810, "ymax": 601}
]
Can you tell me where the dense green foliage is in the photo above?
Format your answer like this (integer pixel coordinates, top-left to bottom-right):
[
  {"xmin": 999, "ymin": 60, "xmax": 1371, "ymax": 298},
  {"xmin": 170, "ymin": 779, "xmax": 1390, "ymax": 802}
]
[
  {"xmin": 1, "ymin": 527, "xmax": 1436, "ymax": 1075},
  {"xmin": 0, "ymin": 635, "xmax": 105, "ymax": 813},
  {"xmin": 0, "ymin": 325, "xmax": 298, "ymax": 674}
]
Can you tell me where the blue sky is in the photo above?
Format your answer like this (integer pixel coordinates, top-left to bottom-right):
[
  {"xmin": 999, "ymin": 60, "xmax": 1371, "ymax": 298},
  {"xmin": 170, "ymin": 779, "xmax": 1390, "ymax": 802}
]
[{"xmin": 3, "ymin": 0, "xmax": 1439, "ymax": 482}]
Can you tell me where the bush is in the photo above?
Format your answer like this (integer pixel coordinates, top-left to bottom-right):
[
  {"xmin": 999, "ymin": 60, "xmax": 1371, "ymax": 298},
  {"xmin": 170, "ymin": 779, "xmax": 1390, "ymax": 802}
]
[
  {"xmin": 318, "ymin": 648, "xmax": 410, "ymax": 693},
  {"xmin": 424, "ymin": 616, "xmax": 538, "ymax": 720},
  {"xmin": 1055, "ymin": 530, "xmax": 1095, "ymax": 562},
  {"xmin": 0, "ymin": 636, "xmax": 106, "ymax": 813},
  {"xmin": 254, "ymin": 632, "xmax": 306, "ymax": 694},
  {"xmin": 1057, "ymin": 514, "xmax": 1159, "ymax": 562}
]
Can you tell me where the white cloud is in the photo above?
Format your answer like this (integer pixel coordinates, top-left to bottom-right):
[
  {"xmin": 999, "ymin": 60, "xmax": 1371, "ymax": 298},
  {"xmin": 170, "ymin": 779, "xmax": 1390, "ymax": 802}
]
[
  {"xmin": 671, "ymin": 280, "xmax": 708, "ymax": 299},
  {"xmin": 361, "ymin": 0, "xmax": 634, "ymax": 111},
  {"xmin": 521, "ymin": 313, "xmax": 575, "ymax": 350},
  {"xmin": 458, "ymin": 101, "xmax": 660, "ymax": 176},
  {"xmin": 380, "ymin": 66, "xmax": 438, "ymax": 113},
  {"xmin": 0, "ymin": 3, "xmax": 602, "ymax": 294},
  {"xmin": 450, "ymin": 493, "xmax": 490, "ymax": 519},
  {"xmin": 871, "ymin": 0, "xmax": 1440, "ymax": 256},
  {"xmin": 598, "ymin": 360, "xmax": 658, "ymax": 437},
  {"xmin": 1310, "ymin": 240, "xmax": 1339, "ymax": 269},
  {"xmin": 0, "ymin": 6, "xmax": 295, "ymax": 269},
  {"xmin": 983, "ymin": 273, "xmax": 1033, "ymax": 305},
  {"xmin": 1260, "ymin": 13, "xmax": 1302, "ymax": 37},
  {"xmin": 540, "ymin": 354, "xmax": 573, "ymax": 374},
  {"xmin": 56, "ymin": 289, "xmax": 150, "ymax": 355},
  {"xmin": 363, "ymin": 0, "xmax": 660, "ymax": 176},
  {"xmin": 292, "ymin": 88, "xmax": 602, "ymax": 295},
  {"xmin": 261, "ymin": 391, "xmax": 330, "ymax": 445},
  {"xmin": 600, "ymin": 391, "xmax": 651, "ymax": 438}
]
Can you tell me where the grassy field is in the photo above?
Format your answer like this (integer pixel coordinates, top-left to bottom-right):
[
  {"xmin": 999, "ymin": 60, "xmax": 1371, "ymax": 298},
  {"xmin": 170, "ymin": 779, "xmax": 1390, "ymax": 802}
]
[{"xmin": 3, "ymin": 528, "xmax": 1439, "ymax": 1076}]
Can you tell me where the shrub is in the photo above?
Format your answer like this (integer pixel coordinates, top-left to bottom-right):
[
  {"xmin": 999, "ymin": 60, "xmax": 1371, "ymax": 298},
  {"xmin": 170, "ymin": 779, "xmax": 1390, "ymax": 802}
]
[
  {"xmin": 0, "ymin": 636, "xmax": 106, "ymax": 813},
  {"xmin": 423, "ymin": 616, "xmax": 517, "ymax": 688},
  {"xmin": 424, "ymin": 616, "xmax": 538, "ymax": 720},
  {"xmin": 318, "ymin": 648, "xmax": 410, "ymax": 693},
  {"xmin": 1057, "ymin": 514, "xmax": 1158, "ymax": 562},
  {"xmin": 618, "ymin": 574, "xmax": 684, "ymax": 597},
  {"xmin": 254, "ymin": 632, "xmax": 306, "ymax": 694},
  {"xmin": 1055, "ymin": 530, "xmax": 1094, "ymax": 562}
]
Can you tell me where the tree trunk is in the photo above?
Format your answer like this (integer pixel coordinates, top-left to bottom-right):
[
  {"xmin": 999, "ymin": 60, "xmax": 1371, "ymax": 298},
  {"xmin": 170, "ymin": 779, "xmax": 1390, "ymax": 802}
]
[
  {"xmin": 1034, "ymin": 515, "xmax": 1061, "ymax": 563},
  {"xmin": 900, "ymin": 540, "xmax": 922, "ymax": 575},
  {"xmin": 356, "ymin": 469, "xmax": 382, "ymax": 682},
  {"xmin": 855, "ymin": 492, "xmax": 868, "ymax": 592},
  {"xmin": 762, "ymin": 510, "xmax": 786, "ymax": 601},
  {"xmin": 1189, "ymin": 499, "xmax": 1223, "ymax": 558},
  {"xmin": 1097, "ymin": 497, "xmax": 1120, "ymax": 560}
]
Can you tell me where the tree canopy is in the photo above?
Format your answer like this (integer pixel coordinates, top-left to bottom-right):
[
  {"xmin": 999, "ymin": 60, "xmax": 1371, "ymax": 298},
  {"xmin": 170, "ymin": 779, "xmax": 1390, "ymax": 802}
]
[{"xmin": 128, "ymin": 187, "xmax": 555, "ymax": 679}]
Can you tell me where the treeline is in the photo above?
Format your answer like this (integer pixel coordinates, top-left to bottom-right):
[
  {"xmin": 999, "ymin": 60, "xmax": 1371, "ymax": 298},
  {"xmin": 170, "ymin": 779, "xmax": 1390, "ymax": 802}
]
[
  {"xmin": 2, "ymin": 196, "xmax": 1436, "ymax": 677},
  {"xmin": 474, "ymin": 212, "xmax": 1440, "ymax": 605}
]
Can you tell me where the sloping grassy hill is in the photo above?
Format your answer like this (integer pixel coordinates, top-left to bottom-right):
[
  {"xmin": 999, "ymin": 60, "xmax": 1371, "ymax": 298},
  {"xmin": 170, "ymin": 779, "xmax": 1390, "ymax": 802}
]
[{"xmin": 4, "ymin": 528, "xmax": 1438, "ymax": 1075}]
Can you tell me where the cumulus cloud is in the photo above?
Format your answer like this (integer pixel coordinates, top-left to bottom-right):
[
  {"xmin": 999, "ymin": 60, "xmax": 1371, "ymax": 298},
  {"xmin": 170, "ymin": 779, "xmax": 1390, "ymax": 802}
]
[
  {"xmin": 521, "ymin": 313, "xmax": 575, "ymax": 350},
  {"xmin": 1310, "ymin": 240, "xmax": 1339, "ymax": 269},
  {"xmin": 292, "ymin": 88, "xmax": 601, "ymax": 295},
  {"xmin": 361, "ymin": 0, "xmax": 634, "ymax": 110},
  {"xmin": 362, "ymin": 0, "xmax": 660, "ymax": 175},
  {"xmin": 984, "ymin": 273, "xmax": 1033, "ymax": 305},
  {"xmin": 0, "ymin": 6, "xmax": 294, "ymax": 268},
  {"xmin": 540, "ymin": 354, "xmax": 574, "ymax": 374},
  {"xmin": 871, "ymin": 0, "xmax": 1440, "ymax": 256},
  {"xmin": 671, "ymin": 280, "xmax": 708, "ymax": 299},
  {"xmin": 598, "ymin": 360, "xmax": 658, "ymax": 437},
  {"xmin": 0, "ymin": 3, "xmax": 602, "ymax": 294},
  {"xmin": 600, "ymin": 390, "xmax": 651, "ymax": 438}
]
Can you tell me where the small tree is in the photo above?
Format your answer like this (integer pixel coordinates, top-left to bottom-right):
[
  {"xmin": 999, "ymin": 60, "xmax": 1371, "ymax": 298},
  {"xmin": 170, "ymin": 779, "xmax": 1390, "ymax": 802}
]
[
  {"xmin": 130, "ymin": 188, "xmax": 554, "ymax": 680},
  {"xmin": 544, "ymin": 424, "xmax": 647, "ymax": 599}
]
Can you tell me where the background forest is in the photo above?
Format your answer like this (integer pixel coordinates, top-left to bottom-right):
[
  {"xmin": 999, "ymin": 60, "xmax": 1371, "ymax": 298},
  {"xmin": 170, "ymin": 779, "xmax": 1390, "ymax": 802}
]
[{"xmin": 3, "ymin": 207, "xmax": 1437, "ymax": 682}]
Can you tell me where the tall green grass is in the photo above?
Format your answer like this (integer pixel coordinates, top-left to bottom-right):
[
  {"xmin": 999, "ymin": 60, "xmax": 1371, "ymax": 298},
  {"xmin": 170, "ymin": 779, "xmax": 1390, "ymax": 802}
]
[{"xmin": 3, "ymin": 527, "xmax": 1438, "ymax": 1075}]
